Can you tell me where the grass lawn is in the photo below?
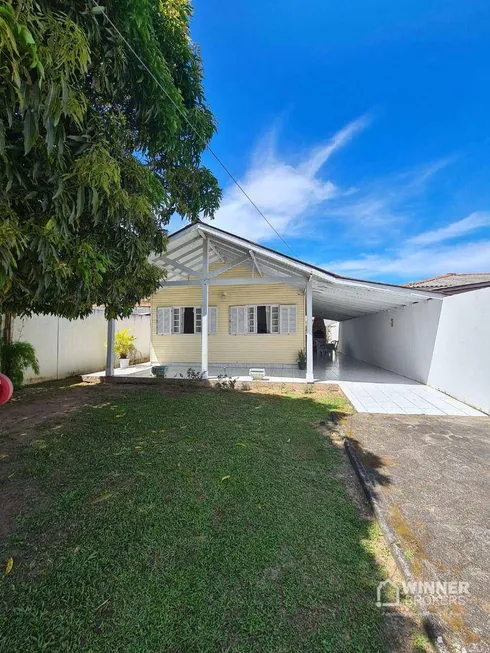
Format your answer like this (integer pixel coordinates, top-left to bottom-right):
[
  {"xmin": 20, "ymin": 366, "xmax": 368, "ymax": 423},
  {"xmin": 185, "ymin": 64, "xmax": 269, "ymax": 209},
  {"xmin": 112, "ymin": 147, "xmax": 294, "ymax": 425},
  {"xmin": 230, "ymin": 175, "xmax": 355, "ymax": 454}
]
[{"xmin": 0, "ymin": 384, "xmax": 422, "ymax": 652}]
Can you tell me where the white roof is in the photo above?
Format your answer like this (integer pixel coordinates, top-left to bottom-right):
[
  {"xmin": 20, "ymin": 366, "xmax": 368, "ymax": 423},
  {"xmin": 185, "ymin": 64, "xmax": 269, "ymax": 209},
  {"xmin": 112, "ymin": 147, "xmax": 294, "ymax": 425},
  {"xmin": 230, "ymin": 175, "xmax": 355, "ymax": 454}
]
[{"xmin": 153, "ymin": 222, "xmax": 441, "ymax": 321}]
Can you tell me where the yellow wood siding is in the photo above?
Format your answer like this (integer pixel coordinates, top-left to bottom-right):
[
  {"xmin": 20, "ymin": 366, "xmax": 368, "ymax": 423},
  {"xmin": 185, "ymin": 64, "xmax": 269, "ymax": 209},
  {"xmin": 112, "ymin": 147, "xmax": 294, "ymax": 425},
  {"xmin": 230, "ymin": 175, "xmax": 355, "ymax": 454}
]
[{"xmin": 150, "ymin": 265, "xmax": 305, "ymax": 364}]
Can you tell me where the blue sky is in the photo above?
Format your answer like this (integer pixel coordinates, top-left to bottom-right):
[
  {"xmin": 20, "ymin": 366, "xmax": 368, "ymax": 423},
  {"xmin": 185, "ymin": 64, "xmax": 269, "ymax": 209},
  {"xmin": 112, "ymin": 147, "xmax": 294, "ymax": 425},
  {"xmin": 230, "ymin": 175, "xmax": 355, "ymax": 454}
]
[{"xmin": 169, "ymin": 0, "xmax": 490, "ymax": 283}]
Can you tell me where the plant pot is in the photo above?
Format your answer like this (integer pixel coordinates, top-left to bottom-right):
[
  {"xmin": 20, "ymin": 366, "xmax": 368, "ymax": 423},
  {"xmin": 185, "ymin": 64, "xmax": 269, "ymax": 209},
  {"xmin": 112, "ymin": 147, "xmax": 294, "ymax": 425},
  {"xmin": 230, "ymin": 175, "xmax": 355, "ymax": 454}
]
[
  {"xmin": 298, "ymin": 362, "xmax": 306, "ymax": 370},
  {"xmin": 119, "ymin": 358, "xmax": 130, "ymax": 369}
]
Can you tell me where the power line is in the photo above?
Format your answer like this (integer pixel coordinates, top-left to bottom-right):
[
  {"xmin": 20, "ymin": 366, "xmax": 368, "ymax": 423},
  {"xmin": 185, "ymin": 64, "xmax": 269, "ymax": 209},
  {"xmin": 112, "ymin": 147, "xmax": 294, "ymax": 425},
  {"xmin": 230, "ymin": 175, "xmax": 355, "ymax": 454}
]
[{"xmin": 87, "ymin": 0, "xmax": 297, "ymax": 256}]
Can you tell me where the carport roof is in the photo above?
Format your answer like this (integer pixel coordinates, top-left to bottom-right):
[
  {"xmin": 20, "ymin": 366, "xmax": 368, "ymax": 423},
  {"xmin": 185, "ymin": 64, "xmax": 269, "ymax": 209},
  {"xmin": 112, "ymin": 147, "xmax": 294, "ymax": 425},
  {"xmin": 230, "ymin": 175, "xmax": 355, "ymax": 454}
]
[{"xmin": 154, "ymin": 222, "xmax": 441, "ymax": 321}]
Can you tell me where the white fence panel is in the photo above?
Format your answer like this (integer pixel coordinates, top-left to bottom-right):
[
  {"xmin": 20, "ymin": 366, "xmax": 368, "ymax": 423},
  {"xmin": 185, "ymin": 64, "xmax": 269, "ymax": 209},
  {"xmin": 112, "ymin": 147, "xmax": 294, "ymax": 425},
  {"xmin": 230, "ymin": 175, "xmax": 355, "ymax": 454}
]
[{"xmin": 12, "ymin": 309, "xmax": 150, "ymax": 383}]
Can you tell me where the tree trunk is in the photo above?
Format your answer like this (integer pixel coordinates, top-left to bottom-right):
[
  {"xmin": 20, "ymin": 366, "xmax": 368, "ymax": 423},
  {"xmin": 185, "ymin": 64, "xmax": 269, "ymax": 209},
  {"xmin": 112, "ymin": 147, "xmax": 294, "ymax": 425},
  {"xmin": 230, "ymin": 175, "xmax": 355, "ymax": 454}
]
[{"xmin": 2, "ymin": 312, "xmax": 13, "ymax": 346}]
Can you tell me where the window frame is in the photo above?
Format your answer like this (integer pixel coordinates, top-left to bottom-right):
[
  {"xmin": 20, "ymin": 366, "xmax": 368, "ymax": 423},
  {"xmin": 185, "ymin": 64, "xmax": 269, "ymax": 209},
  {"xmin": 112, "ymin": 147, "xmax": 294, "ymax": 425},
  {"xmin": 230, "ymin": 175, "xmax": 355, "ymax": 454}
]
[
  {"xmin": 156, "ymin": 306, "xmax": 217, "ymax": 335},
  {"xmin": 229, "ymin": 304, "xmax": 294, "ymax": 335}
]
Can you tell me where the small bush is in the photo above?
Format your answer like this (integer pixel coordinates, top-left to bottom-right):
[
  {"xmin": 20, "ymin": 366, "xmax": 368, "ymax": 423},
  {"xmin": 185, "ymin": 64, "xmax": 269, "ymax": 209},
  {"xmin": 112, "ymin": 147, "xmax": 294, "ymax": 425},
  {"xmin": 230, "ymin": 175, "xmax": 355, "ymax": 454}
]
[
  {"xmin": 0, "ymin": 341, "xmax": 40, "ymax": 389},
  {"xmin": 178, "ymin": 368, "xmax": 205, "ymax": 380},
  {"xmin": 216, "ymin": 374, "xmax": 237, "ymax": 391},
  {"xmin": 114, "ymin": 329, "xmax": 136, "ymax": 359}
]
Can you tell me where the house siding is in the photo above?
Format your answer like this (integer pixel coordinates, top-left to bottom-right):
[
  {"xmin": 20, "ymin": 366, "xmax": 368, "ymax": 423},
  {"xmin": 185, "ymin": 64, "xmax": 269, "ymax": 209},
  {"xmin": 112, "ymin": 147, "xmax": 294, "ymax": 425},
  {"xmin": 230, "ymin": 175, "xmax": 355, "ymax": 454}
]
[{"xmin": 150, "ymin": 265, "xmax": 305, "ymax": 365}]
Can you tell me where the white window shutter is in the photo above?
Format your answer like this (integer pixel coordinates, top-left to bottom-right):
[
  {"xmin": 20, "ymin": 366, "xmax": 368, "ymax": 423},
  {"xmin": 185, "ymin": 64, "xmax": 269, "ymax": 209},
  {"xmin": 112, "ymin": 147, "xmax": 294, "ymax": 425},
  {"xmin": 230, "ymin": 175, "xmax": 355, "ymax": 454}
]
[
  {"xmin": 279, "ymin": 305, "xmax": 289, "ymax": 334},
  {"xmin": 157, "ymin": 307, "xmax": 172, "ymax": 334},
  {"xmin": 209, "ymin": 307, "xmax": 218, "ymax": 334},
  {"xmin": 230, "ymin": 306, "xmax": 238, "ymax": 334},
  {"xmin": 237, "ymin": 306, "xmax": 246, "ymax": 334},
  {"xmin": 288, "ymin": 305, "xmax": 297, "ymax": 334}
]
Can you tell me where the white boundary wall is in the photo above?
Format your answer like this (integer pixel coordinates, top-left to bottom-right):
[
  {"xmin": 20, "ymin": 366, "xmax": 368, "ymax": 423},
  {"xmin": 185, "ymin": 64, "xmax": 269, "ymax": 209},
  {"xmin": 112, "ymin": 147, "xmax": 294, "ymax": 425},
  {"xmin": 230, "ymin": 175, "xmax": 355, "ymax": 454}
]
[
  {"xmin": 339, "ymin": 288, "xmax": 490, "ymax": 414},
  {"xmin": 13, "ymin": 309, "xmax": 150, "ymax": 384},
  {"xmin": 427, "ymin": 288, "xmax": 490, "ymax": 414}
]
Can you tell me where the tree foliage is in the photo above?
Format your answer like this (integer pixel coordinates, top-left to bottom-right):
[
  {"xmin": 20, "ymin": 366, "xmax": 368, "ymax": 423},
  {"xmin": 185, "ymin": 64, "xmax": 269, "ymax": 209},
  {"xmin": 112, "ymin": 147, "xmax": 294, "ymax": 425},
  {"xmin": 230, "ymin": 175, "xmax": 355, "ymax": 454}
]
[{"xmin": 0, "ymin": 0, "xmax": 221, "ymax": 319}]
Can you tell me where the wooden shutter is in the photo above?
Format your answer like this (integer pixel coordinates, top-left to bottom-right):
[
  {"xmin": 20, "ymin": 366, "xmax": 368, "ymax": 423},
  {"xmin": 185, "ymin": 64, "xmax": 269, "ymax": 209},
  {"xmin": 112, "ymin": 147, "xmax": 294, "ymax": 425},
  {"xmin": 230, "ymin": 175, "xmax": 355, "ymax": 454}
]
[
  {"xmin": 156, "ymin": 307, "xmax": 172, "ymax": 334},
  {"xmin": 230, "ymin": 306, "xmax": 246, "ymax": 334},
  {"xmin": 279, "ymin": 305, "xmax": 289, "ymax": 334},
  {"xmin": 237, "ymin": 306, "xmax": 246, "ymax": 334},
  {"xmin": 209, "ymin": 307, "xmax": 218, "ymax": 334},
  {"xmin": 279, "ymin": 305, "xmax": 297, "ymax": 334},
  {"xmin": 230, "ymin": 306, "xmax": 238, "ymax": 334},
  {"xmin": 288, "ymin": 305, "xmax": 297, "ymax": 334}
]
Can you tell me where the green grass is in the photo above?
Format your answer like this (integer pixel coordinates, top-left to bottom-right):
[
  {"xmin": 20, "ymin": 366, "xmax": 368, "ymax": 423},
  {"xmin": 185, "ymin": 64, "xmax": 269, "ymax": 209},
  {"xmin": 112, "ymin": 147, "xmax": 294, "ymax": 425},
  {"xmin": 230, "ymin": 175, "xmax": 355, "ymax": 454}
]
[{"xmin": 1, "ymin": 387, "xmax": 389, "ymax": 652}]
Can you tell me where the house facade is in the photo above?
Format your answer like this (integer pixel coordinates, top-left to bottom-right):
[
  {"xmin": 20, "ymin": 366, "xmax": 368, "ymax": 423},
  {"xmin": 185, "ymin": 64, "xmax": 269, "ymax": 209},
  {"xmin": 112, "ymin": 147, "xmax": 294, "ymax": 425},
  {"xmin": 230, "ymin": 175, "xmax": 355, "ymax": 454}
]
[
  {"xmin": 147, "ymin": 222, "xmax": 435, "ymax": 381},
  {"xmin": 151, "ymin": 262, "xmax": 305, "ymax": 368}
]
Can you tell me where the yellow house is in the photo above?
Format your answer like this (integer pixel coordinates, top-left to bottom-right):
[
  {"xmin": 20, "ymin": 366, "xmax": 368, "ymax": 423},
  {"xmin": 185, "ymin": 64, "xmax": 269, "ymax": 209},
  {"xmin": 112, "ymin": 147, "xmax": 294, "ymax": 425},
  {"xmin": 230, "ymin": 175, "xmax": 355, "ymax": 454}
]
[{"xmin": 143, "ymin": 222, "xmax": 435, "ymax": 382}]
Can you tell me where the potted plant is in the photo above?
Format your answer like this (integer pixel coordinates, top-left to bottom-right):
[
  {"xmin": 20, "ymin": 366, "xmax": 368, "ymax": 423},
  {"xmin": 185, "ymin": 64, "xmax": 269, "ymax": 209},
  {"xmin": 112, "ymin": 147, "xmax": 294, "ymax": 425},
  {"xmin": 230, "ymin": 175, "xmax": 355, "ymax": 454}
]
[
  {"xmin": 114, "ymin": 329, "xmax": 136, "ymax": 369},
  {"xmin": 297, "ymin": 349, "xmax": 306, "ymax": 370}
]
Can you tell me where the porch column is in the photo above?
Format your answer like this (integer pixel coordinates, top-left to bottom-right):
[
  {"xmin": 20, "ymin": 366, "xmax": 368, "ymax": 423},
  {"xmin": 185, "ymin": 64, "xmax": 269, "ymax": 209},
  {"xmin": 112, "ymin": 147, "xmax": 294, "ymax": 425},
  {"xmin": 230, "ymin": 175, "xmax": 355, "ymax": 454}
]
[
  {"xmin": 306, "ymin": 277, "xmax": 314, "ymax": 383},
  {"xmin": 201, "ymin": 237, "xmax": 209, "ymax": 379},
  {"xmin": 105, "ymin": 318, "xmax": 115, "ymax": 377}
]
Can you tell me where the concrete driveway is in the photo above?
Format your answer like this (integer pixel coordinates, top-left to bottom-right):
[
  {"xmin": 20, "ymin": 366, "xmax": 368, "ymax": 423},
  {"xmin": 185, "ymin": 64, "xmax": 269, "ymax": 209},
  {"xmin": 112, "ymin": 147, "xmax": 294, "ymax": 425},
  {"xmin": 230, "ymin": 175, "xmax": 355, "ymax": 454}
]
[{"xmin": 345, "ymin": 413, "xmax": 490, "ymax": 652}]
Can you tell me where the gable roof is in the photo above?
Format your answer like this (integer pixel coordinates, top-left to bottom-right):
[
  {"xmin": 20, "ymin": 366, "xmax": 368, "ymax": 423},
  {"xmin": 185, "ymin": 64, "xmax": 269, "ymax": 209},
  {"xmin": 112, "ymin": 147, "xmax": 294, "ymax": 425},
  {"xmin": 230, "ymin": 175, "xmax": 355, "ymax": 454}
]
[
  {"xmin": 154, "ymin": 221, "xmax": 441, "ymax": 321},
  {"xmin": 406, "ymin": 272, "xmax": 490, "ymax": 295}
]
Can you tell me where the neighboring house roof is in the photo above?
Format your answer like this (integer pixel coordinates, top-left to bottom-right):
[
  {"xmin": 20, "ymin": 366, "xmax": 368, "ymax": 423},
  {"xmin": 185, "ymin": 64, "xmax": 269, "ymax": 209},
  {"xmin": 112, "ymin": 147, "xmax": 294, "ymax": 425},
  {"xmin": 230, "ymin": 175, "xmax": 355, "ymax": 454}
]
[
  {"xmin": 153, "ymin": 222, "xmax": 440, "ymax": 321},
  {"xmin": 405, "ymin": 273, "xmax": 490, "ymax": 295}
]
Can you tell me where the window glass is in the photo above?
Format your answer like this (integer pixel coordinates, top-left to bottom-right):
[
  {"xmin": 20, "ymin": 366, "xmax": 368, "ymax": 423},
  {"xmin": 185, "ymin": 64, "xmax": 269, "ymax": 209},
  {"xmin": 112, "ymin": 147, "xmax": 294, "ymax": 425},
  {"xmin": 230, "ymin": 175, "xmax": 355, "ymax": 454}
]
[
  {"xmin": 172, "ymin": 307, "xmax": 181, "ymax": 333},
  {"xmin": 183, "ymin": 307, "xmax": 194, "ymax": 334},
  {"xmin": 247, "ymin": 306, "xmax": 255, "ymax": 333},
  {"xmin": 195, "ymin": 307, "xmax": 202, "ymax": 333},
  {"xmin": 257, "ymin": 305, "xmax": 268, "ymax": 333}
]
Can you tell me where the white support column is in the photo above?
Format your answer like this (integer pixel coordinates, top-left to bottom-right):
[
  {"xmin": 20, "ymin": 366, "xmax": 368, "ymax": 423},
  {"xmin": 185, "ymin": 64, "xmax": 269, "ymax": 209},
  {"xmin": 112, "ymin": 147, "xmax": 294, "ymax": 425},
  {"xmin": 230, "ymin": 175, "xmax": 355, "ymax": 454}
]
[
  {"xmin": 306, "ymin": 277, "xmax": 314, "ymax": 383},
  {"xmin": 105, "ymin": 318, "xmax": 115, "ymax": 377},
  {"xmin": 201, "ymin": 238, "xmax": 209, "ymax": 379}
]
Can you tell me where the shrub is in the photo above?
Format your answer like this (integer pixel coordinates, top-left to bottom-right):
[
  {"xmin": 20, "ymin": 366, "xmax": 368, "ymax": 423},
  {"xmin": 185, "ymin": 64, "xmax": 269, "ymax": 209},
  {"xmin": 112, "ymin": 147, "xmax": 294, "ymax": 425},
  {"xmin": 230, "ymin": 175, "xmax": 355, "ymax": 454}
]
[
  {"xmin": 114, "ymin": 329, "xmax": 136, "ymax": 360},
  {"xmin": 0, "ymin": 341, "xmax": 40, "ymax": 389}
]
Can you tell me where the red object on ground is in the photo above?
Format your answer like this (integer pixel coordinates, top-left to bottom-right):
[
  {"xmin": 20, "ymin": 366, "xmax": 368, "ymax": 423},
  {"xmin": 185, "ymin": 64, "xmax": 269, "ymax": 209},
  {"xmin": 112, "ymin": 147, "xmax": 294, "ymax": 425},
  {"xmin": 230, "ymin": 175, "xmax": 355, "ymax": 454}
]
[{"xmin": 0, "ymin": 373, "xmax": 13, "ymax": 405}]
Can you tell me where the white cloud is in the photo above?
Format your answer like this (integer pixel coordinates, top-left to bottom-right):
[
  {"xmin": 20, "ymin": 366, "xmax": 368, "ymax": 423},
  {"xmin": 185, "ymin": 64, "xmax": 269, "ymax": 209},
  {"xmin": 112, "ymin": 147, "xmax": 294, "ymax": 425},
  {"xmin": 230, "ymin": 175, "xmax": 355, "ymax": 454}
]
[
  {"xmin": 408, "ymin": 211, "xmax": 490, "ymax": 246},
  {"xmin": 326, "ymin": 217, "xmax": 490, "ymax": 281},
  {"xmin": 199, "ymin": 115, "xmax": 371, "ymax": 242}
]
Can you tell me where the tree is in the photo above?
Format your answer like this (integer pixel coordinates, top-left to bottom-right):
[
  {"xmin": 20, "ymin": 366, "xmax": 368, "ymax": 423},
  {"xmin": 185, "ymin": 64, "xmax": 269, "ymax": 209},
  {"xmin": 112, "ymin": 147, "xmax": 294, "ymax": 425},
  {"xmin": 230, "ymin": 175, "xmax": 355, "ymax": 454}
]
[{"xmin": 0, "ymin": 0, "xmax": 220, "ymax": 326}]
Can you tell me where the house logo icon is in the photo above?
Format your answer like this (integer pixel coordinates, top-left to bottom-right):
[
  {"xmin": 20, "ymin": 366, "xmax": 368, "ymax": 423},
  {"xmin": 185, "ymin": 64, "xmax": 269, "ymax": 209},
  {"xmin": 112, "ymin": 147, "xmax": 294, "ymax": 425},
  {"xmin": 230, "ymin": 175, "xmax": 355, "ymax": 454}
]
[{"xmin": 376, "ymin": 580, "xmax": 400, "ymax": 607}]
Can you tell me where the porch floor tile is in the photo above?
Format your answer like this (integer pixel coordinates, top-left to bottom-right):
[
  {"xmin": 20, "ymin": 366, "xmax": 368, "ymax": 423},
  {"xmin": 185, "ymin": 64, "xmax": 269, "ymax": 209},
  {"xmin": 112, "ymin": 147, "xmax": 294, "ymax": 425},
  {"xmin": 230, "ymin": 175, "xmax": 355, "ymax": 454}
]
[{"xmin": 83, "ymin": 354, "xmax": 486, "ymax": 418}]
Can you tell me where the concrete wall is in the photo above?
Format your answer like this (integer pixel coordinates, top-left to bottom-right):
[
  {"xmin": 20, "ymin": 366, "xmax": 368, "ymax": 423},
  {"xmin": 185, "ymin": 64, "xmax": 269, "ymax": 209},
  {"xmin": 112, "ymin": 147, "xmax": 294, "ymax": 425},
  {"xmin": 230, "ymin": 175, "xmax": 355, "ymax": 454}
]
[
  {"xmin": 339, "ymin": 299, "xmax": 443, "ymax": 383},
  {"xmin": 339, "ymin": 288, "xmax": 490, "ymax": 414},
  {"xmin": 427, "ymin": 288, "xmax": 490, "ymax": 414},
  {"xmin": 12, "ymin": 309, "xmax": 150, "ymax": 384}
]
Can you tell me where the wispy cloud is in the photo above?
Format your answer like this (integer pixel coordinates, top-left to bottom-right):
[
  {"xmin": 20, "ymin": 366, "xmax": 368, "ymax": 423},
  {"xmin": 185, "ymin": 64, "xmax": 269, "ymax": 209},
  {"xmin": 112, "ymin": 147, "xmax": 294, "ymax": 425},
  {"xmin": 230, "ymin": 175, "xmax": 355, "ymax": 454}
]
[
  {"xmin": 318, "ymin": 158, "xmax": 454, "ymax": 235},
  {"xmin": 326, "ymin": 212, "xmax": 490, "ymax": 281},
  {"xmin": 201, "ymin": 115, "xmax": 371, "ymax": 241},
  {"xmin": 408, "ymin": 211, "xmax": 490, "ymax": 246}
]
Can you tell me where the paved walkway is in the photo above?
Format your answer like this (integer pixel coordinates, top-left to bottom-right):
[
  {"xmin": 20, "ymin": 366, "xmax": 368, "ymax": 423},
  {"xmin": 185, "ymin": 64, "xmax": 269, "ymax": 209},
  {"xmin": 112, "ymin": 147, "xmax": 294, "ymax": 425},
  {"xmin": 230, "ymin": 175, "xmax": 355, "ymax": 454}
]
[
  {"xmin": 83, "ymin": 354, "xmax": 486, "ymax": 417},
  {"xmin": 347, "ymin": 413, "xmax": 490, "ymax": 651}
]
